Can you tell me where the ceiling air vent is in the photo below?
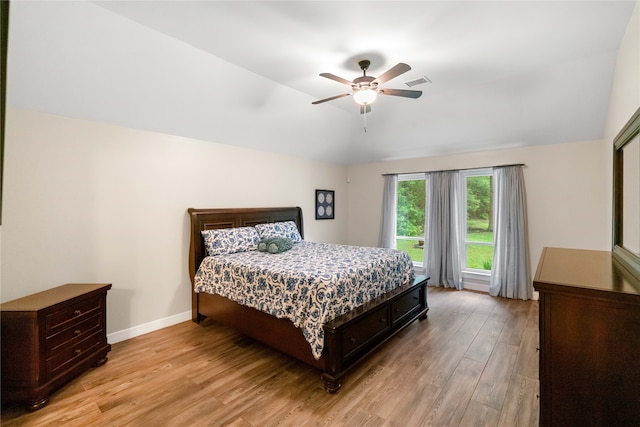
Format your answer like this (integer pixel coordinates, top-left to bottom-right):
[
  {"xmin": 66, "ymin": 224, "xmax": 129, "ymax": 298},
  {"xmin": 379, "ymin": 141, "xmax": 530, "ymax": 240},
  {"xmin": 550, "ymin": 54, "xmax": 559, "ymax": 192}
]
[{"xmin": 405, "ymin": 76, "xmax": 432, "ymax": 88}]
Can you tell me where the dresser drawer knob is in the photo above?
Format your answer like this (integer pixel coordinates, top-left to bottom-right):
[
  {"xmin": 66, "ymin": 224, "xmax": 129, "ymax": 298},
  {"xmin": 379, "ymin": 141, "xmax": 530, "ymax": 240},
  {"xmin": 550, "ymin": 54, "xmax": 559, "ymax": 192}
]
[
  {"xmin": 349, "ymin": 337, "xmax": 356, "ymax": 343},
  {"xmin": 394, "ymin": 308, "xmax": 401, "ymax": 313},
  {"xmin": 74, "ymin": 309, "xmax": 82, "ymax": 316},
  {"xmin": 74, "ymin": 329, "xmax": 81, "ymax": 336},
  {"xmin": 74, "ymin": 349, "xmax": 81, "ymax": 356}
]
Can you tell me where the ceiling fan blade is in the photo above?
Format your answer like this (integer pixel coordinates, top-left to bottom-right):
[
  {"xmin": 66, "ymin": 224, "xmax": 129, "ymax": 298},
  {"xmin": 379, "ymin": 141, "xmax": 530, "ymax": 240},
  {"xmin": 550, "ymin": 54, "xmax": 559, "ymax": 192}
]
[
  {"xmin": 360, "ymin": 105, "xmax": 371, "ymax": 114},
  {"xmin": 372, "ymin": 63, "xmax": 411, "ymax": 85},
  {"xmin": 319, "ymin": 73, "xmax": 353, "ymax": 86},
  {"xmin": 380, "ymin": 88, "xmax": 422, "ymax": 99},
  {"xmin": 312, "ymin": 93, "xmax": 351, "ymax": 105}
]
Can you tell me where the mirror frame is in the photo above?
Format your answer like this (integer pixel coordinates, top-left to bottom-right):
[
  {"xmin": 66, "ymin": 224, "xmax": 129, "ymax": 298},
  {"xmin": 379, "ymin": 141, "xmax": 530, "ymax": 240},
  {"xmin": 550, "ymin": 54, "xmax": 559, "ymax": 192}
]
[{"xmin": 612, "ymin": 106, "xmax": 640, "ymax": 281}]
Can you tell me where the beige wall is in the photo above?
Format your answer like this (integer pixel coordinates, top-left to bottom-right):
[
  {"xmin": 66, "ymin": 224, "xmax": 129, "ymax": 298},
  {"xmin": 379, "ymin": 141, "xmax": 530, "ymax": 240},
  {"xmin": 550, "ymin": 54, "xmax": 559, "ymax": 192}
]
[
  {"xmin": 603, "ymin": 0, "xmax": 640, "ymax": 232},
  {"xmin": 0, "ymin": 109, "xmax": 348, "ymax": 335},
  {"xmin": 346, "ymin": 140, "xmax": 609, "ymax": 275}
]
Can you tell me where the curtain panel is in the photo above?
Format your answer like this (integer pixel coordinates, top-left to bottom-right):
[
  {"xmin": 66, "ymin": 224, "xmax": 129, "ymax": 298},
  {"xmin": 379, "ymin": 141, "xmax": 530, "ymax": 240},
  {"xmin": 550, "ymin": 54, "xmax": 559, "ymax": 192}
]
[
  {"xmin": 489, "ymin": 165, "xmax": 532, "ymax": 299},
  {"xmin": 424, "ymin": 171, "xmax": 461, "ymax": 289},
  {"xmin": 379, "ymin": 174, "xmax": 398, "ymax": 249}
]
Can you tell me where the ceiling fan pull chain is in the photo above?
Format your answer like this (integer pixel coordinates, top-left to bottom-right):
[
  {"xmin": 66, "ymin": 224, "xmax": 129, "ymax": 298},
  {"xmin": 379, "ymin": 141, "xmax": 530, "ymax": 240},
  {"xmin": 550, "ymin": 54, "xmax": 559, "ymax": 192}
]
[{"xmin": 363, "ymin": 106, "xmax": 367, "ymax": 132}]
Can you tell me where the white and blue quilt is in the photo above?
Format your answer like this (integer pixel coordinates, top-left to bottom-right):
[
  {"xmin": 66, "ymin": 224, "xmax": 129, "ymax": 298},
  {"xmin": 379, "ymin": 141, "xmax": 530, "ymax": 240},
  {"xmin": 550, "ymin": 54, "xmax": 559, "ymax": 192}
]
[{"xmin": 194, "ymin": 241, "xmax": 415, "ymax": 359}]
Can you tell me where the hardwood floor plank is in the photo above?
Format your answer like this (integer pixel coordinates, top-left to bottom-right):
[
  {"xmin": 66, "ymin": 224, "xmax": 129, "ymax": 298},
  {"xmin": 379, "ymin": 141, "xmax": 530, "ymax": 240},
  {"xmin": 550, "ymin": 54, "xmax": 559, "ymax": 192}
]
[
  {"xmin": 383, "ymin": 378, "xmax": 442, "ymax": 427},
  {"xmin": 459, "ymin": 400, "xmax": 501, "ymax": 427},
  {"xmin": 464, "ymin": 318, "xmax": 505, "ymax": 363},
  {"xmin": 497, "ymin": 374, "xmax": 540, "ymax": 427},
  {"xmin": 471, "ymin": 342, "xmax": 519, "ymax": 409},
  {"xmin": 1, "ymin": 287, "xmax": 539, "ymax": 426},
  {"xmin": 417, "ymin": 357, "xmax": 485, "ymax": 426}
]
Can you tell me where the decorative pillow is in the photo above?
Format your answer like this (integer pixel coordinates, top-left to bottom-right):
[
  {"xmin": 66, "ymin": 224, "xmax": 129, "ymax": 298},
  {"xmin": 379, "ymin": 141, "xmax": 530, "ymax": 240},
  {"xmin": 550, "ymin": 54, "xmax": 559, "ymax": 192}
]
[
  {"xmin": 254, "ymin": 221, "xmax": 302, "ymax": 242},
  {"xmin": 258, "ymin": 237, "xmax": 294, "ymax": 254},
  {"xmin": 201, "ymin": 227, "xmax": 260, "ymax": 256}
]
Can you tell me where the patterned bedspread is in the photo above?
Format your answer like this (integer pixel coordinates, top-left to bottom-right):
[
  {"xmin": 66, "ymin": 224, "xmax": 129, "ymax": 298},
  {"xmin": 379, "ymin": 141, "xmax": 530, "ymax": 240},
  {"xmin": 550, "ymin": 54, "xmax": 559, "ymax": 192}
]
[{"xmin": 194, "ymin": 241, "xmax": 415, "ymax": 359}]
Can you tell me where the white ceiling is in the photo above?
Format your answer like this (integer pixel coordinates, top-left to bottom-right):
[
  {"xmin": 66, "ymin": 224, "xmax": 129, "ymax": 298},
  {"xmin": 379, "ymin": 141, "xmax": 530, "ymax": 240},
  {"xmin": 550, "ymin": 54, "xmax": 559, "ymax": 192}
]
[{"xmin": 7, "ymin": 1, "xmax": 637, "ymax": 164}]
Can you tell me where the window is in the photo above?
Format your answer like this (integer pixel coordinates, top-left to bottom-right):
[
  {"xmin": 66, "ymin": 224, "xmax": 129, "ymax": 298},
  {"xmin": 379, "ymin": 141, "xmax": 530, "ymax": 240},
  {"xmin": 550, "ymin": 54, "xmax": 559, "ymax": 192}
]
[
  {"xmin": 394, "ymin": 169, "xmax": 495, "ymax": 274},
  {"xmin": 396, "ymin": 173, "xmax": 426, "ymax": 265},
  {"xmin": 461, "ymin": 169, "xmax": 494, "ymax": 272}
]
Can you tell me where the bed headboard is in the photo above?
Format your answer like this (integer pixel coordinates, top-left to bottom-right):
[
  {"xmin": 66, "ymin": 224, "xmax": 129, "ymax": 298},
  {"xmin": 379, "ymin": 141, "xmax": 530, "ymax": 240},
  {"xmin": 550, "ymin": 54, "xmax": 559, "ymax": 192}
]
[{"xmin": 187, "ymin": 207, "xmax": 303, "ymax": 284}]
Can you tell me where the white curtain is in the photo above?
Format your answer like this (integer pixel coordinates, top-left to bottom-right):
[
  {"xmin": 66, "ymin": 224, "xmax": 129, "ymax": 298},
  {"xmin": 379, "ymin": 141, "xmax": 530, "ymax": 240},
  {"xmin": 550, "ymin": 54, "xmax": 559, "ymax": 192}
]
[
  {"xmin": 379, "ymin": 174, "xmax": 398, "ymax": 248},
  {"xmin": 424, "ymin": 171, "xmax": 461, "ymax": 289},
  {"xmin": 490, "ymin": 166, "xmax": 532, "ymax": 299}
]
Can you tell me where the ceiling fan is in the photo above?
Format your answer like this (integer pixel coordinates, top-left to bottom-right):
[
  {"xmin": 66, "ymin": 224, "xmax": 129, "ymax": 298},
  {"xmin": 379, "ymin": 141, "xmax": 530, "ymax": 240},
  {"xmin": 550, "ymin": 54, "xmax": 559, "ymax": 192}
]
[{"xmin": 312, "ymin": 60, "xmax": 422, "ymax": 114}]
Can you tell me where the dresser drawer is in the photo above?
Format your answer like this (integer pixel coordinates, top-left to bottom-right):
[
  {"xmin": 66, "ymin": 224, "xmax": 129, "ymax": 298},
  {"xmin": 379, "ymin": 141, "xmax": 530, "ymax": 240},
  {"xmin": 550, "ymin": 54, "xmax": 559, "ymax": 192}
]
[
  {"xmin": 45, "ymin": 297, "xmax": 103, "ymax": 336},
  {"xmin": 46, "ymin": 330, "xmax": 104, "ymax": 377},
  {"xmin": 46, "ymin": 312, "xmax": 103, "ymax": 356},
  {"xmin": 342, "ymin": 306, "xmax": 390, "ymax": 359},
  {"xmin": 391, "ymin": 287, "xmax": 421, "ymax": 324}
]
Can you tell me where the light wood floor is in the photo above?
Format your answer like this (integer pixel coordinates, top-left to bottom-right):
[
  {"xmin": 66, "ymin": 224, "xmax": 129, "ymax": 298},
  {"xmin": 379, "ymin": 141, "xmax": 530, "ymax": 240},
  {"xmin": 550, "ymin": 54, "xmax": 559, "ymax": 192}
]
[{"xmin": 1, "ymin": 287, "xmax": 539, "ymax": 426}]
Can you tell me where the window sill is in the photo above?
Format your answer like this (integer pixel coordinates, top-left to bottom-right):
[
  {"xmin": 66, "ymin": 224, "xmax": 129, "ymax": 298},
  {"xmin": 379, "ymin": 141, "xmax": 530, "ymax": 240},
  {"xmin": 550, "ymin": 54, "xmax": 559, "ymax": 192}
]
[{"xmin": 462, "ymin": 270, "xmax": 490, "ymax": 293}]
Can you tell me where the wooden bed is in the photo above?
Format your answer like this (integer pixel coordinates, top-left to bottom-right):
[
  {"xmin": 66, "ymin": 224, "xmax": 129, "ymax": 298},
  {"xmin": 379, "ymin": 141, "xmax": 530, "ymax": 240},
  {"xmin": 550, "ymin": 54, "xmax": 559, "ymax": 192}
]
[{"xmin": 187, "ymin": 206, "xmax": 429, "ymax": 392}]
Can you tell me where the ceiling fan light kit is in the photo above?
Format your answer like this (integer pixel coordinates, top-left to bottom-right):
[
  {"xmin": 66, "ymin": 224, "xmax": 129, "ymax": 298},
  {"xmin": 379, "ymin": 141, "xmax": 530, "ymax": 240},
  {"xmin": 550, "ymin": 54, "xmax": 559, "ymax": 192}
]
[
  {"xmin": 312, "ymin": 59, "xmax": 422, "ymax": 112},
  {"xmin": 353, "ymin": 88, "xmax": 377, "ymax": 105}
]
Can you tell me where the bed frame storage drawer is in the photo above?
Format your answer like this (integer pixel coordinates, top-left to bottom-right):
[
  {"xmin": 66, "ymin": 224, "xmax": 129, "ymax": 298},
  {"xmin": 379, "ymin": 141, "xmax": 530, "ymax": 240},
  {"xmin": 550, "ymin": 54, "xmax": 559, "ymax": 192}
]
[
  {"xmin": 391, "ymin": 287, "xmax": 421, "ymax": 324},
  {"xmin": 342, "ymin": 306, "xmax": 390, "ymax": 360}
]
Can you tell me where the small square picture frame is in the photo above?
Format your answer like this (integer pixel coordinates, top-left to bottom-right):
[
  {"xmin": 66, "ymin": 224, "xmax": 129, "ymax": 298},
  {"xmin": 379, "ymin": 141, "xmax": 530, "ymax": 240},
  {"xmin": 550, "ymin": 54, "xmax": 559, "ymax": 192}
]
[{"xmin": 315, "ymin": 190, "xmax": 335, "ymax": 220}]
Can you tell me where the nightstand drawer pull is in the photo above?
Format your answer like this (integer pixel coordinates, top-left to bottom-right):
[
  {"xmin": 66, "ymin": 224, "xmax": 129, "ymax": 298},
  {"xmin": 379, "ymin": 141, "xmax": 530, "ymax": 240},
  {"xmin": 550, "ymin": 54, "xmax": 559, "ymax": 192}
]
[
  {"xmin": 74, "ymin": 310, "xmax": 82, "ymax": 316},
  {"xmin": 349, "ymin": 337, "xmax": 356, "ymax": 343},
  {"xmin": 74, "ymin": 349, "xmax": 81, "ymax": 356},
  {"xmin": 74, "ymin": 329, "xmax": 81, "ymax": 336}
]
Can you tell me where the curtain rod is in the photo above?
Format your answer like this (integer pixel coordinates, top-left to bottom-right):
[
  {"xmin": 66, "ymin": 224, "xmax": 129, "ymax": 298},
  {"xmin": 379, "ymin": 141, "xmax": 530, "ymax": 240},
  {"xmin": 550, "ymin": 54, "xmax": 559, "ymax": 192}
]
[{"xmin": 381, "ymin": 163, "xmax": 526, "ymax": 176}]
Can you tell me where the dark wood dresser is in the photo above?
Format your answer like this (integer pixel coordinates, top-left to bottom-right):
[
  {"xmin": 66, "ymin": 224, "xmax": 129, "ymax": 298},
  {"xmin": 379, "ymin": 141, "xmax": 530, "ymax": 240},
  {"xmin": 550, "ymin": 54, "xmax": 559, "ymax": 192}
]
[
  {"xmin": 1, "ymin": 283, "xmax": 111, "ymax": 410},
  {"xmin": 533, "ymin": 248, "xmax": 640, "ymax": 426}
]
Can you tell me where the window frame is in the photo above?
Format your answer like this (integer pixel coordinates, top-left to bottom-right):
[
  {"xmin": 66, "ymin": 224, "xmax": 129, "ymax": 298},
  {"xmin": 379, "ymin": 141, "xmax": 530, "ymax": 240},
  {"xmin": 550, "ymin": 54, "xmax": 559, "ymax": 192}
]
[{"xmin": 459, "ymin": 168, "xmax": 494, "ymax": 277}]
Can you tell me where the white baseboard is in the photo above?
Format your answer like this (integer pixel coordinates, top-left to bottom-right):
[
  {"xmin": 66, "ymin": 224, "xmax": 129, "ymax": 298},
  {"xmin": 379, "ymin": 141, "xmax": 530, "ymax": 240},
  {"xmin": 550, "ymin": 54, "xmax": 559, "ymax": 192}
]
[{"xmin": 107, "ymin": 310, "xmax": 192, "ymax": 344}]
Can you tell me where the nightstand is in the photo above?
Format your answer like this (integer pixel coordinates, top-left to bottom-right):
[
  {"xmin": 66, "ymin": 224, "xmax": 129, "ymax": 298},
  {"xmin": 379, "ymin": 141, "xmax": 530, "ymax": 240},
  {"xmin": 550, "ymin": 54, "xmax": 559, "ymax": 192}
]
[{"xmin": 1, "ymin": 283, "xmax": 112, "ymax": 410}]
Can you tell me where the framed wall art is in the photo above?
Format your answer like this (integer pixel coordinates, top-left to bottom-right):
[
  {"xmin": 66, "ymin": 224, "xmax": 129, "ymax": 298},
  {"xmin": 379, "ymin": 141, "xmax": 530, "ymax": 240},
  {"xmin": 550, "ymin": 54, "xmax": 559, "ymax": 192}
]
[{"xmin": 315, "ymin": 189, "xmax": 334, "ymax": 220}]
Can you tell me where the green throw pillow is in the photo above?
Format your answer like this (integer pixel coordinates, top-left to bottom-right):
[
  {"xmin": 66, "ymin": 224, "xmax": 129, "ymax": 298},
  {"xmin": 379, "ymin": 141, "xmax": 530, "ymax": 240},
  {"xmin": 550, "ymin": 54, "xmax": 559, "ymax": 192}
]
[{"xmin": 258, "ymin": 237, "xmax": 293, "ymax": 254}]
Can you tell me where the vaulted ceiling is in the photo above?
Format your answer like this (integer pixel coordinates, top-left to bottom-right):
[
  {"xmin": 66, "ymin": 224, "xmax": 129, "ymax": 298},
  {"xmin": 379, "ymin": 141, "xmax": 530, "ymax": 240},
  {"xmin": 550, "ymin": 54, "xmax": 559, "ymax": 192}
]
[{"xmin": 7, "ymin": 1, "xmax": 636, "ymax": 164}]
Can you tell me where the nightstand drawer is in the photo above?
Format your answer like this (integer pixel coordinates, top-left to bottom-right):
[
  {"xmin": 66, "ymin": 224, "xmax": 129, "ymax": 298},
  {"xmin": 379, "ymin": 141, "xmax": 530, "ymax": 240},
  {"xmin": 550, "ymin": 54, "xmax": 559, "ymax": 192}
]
[
  {"xmin": 45, "ymin": 297, "xmax": 103, "ymax": 336},
  {"xmin": 46, "ymin": 312, "xmax": 103, "ymax": 356},
  {"xmin": 46, "ymin": 330, "xmax": 104, "ymax": 377}
]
